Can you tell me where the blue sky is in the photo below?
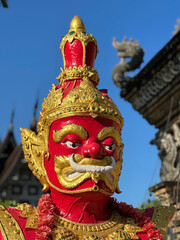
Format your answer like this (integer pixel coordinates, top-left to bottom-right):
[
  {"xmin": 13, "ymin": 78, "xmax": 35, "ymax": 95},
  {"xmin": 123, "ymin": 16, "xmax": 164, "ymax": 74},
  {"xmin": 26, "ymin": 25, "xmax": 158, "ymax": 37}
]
[{"xmin": 0, "ymin": 0, "xmax": 179, "ymax": 207}]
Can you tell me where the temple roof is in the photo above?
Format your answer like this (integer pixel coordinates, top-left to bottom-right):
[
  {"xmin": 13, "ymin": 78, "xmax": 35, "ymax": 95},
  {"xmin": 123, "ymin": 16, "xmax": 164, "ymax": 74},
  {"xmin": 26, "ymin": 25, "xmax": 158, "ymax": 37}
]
[
  {"xmin": 0, "ymin": 99, "xmax": 38, "ymax": 193},
  {"xmin": 0, "ymin": 144, "xmax": 23, "ymax": 188},
  {"xmin": 0, "ymin": 117, "xmax": 17, "ymax": 174},
  {"xmin": 121, "ymin": 30, "xmax": 180, "ymax": 98},
  {"xmin": 118, "ymin": 30, "xmax": 180, "ymax": 129}
]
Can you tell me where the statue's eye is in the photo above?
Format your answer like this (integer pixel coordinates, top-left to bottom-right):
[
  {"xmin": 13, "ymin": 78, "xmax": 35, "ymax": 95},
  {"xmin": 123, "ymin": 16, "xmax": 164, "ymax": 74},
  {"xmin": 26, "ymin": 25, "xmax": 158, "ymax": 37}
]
[
  {"xmin": 62, "ymin": 141, "xmax": 81, "ymax": 149},
  {"xmin": 103, "ymin": 143, "xmax": 117, "ymax": 152}
]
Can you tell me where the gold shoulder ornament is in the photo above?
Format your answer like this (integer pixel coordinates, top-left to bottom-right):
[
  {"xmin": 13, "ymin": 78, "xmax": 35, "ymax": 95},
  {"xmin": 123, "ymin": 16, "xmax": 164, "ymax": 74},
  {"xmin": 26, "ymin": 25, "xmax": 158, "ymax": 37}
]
[
  {"xmin": 0, "ymin": 205, "xmax": 25, "ymax": 240},
  {"xmin": 151, "ymin": 205, "xmax": 175, "ymax": 240}
]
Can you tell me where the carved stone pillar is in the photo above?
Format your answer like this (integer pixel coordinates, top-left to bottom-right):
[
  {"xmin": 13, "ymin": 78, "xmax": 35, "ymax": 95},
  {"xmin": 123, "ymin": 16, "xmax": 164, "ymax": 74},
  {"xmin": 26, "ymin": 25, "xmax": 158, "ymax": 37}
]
[
  {"xmin": 151, "ymin": 119, "xmax": 180, "ymax": 183},
  {"xmin": 150, "ymin": 119, "xmax": 180, "ymax": 238}
]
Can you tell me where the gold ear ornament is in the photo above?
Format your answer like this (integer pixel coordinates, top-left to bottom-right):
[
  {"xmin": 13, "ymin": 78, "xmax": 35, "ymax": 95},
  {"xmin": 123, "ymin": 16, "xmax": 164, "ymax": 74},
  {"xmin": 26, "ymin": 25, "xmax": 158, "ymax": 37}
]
[{"xmin": 20, "ymin": 127, "xmax": 49, "ymax": 192}]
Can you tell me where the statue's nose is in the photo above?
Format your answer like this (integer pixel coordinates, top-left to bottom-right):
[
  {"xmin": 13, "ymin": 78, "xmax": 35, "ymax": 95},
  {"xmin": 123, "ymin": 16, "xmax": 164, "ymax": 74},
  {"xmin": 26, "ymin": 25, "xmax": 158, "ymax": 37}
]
[{"xmin": 82, "ymin": 140, "xmax": 105, "ymax": 159}]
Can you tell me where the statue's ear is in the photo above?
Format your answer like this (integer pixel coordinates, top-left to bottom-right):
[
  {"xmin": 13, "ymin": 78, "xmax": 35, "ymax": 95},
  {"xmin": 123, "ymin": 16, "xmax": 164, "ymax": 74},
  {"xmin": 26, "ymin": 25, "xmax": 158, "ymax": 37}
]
[{"xmin": 21, "ymin": 128, "xmax": 49, "ymax": 192}]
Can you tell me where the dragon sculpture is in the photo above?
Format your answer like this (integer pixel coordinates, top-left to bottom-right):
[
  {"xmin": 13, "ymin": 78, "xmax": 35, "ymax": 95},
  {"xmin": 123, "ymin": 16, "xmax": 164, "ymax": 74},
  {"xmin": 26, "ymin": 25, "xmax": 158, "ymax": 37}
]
[{"xmin": 112, "ymin": 37, "xmax": 144, "ymax": 88}]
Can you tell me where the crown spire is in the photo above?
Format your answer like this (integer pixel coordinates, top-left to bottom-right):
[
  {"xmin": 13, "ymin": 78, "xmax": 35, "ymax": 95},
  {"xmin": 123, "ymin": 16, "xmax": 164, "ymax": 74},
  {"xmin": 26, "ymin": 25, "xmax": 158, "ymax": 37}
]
[
  {"xmin": 60, "ymin": 16, "xmax": 98, "ymax": 76},
  {"xmin": 69, "ymin": 16, "xmax": 86, "ymax": 32}
]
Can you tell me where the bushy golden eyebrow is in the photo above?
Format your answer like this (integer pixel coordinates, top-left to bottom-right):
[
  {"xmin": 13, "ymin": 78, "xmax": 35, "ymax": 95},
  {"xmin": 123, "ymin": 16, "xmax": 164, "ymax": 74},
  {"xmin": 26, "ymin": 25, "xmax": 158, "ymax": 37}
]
[
  {"xmin": 97, "ymin": 127, "xmax": 121, "ymax": 147},
  {"xmin": 53, "ymin": 124, "xmax": 88, "ymax": 143}
]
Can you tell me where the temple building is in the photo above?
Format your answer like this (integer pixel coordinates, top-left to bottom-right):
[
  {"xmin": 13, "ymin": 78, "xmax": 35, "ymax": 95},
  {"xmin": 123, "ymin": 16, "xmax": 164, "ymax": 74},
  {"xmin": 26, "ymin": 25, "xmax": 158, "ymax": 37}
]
[
  {"xmin": 0, "ymin": 102, "xmax": 42, "ymax": 206},
  {"xmin": 112, "ymin": 20, "xmax": 180, "ymax": 238}
]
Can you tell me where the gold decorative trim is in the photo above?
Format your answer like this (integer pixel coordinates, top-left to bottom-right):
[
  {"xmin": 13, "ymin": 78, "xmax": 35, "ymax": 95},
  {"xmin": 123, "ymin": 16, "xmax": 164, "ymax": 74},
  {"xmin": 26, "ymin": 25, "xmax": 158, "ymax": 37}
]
[
  {"xmin": 57, "ymin": 65, "xmax": 99, "ymax": 85},
  {"xmin": 46, "ymin": 176, "xmax": 114, "ymax": 196},
  {"xmin": 151, "ymin": 205, "xmax": 176, "ymax": 240},
  {"xmin": 0, "ymin": 205, "xmax": 25, "ymax": 240},
  {"xmin": 54, "ymin": 210, "xmax": 124, "ymax": 232},
  {"xmin": 52, "ymin": 210, "xmax": 142, "ymax": 239},
  {"xmin": 124, "ymin": 218, "xmax": 143, "ymax": 239},
  {"xmin": 16, "ymin": 203, "xmax": 39, "ymax": 229}
]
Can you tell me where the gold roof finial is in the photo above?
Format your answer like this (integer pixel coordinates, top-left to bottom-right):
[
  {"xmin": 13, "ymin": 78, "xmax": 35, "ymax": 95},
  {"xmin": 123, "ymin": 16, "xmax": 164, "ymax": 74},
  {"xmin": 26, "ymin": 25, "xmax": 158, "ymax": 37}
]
[{"xmin": 69, "ymin": 16, "xmax": 86, "ymax": 32}]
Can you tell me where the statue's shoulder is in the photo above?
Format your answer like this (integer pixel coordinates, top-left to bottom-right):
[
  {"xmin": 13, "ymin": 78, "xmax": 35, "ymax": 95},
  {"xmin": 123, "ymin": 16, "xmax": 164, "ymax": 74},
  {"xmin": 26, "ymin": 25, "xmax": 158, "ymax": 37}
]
[
  {"xmin": 149, "ymin": 205, "xmax": 175, "ymax": 239},
  {"xmin": 0, "ymin": 203, "xmax": 37, "ymax": 240},
  {"xmin": 137, "ymin": 205, "xmax": 175, "ymax": 240}
]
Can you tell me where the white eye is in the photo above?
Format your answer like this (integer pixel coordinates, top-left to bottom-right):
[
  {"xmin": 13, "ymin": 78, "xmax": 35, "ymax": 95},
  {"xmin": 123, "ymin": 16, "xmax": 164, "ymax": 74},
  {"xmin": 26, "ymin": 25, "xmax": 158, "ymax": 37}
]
[
  {"xmin": 62, "ymin": 141, "xmax": 81, "ymax": 149},
  {"xmin": 103, "ymin": 143, "xmax": 117, "ymax": 151}
]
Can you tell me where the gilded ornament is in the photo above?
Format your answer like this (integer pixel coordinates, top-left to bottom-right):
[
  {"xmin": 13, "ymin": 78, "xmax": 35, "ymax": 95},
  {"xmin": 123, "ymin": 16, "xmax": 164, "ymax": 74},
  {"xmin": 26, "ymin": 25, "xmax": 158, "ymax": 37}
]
[
  {"xmin": 124, "ymin": 218, "xmax": 143, "ymax": 239},
  {"xmin": 38, "ymin": 77, "xmax": 123, "ymax": 133},
  {"xmin": 151, "ymin": 205, "xmax": 175, "ymax": 240},
  {"xmin": 0, "ymin": 205, "xmax": 25, "ymax": 240},
  {"xmin": 57, "ymin": 65, "xmax": 99, "ymax": 85},
  {"xmin": 50, "ymin": 211, "xmax": 141, "ymax": 239},
  {"xmin": 52, "ymin": 227, "xmax": 76, "ymax": 240},
  {"xmin": 16, "ymin": 203, "xmax": 39, "ymax": 229},
  {"xmin": 21, "ymin": 128, "xmax": 49, "ymax": 192}
]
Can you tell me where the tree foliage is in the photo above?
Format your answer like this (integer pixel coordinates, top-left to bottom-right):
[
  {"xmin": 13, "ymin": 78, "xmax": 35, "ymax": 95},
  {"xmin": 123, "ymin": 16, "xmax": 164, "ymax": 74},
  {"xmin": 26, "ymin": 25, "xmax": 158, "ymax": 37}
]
[
  {"xmin": 139, "ymin": 199, "xmax": 161, "ymax": 209},
  {"xmin": 1, "ymin": 0, "xmax": 8, "ymax": 8},
  {"xmin": 0, "ymin": 200, "xmax": 17, "ymax": 207}
]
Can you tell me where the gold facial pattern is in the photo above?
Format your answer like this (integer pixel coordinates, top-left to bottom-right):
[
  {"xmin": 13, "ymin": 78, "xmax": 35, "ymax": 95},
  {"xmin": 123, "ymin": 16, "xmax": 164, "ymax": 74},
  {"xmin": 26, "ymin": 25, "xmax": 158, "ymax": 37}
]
[{"xmin": 47, "ymin": 124, "xmax": 123, "ymax": 195}]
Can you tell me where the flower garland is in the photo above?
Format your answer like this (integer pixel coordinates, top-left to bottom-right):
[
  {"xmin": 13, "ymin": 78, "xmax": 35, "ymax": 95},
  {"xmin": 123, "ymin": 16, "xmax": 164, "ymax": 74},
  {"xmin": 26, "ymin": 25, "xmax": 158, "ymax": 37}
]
[
  {"xmin": 36, "ymin": 194, "xmax": 55, "ymax": 240},
  {"xmin": 36, "ymin": 194, "xmax": 163, "ymax": 240},
  {"xmin": 108, "ymin": 198, "xmax": 163, "ymax": 240}
]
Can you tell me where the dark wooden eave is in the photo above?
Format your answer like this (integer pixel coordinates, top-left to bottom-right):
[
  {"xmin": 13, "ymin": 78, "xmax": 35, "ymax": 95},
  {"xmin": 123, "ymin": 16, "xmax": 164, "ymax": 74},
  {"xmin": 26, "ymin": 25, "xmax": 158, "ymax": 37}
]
[
  {"xmin": 0, "ymin": 128, "xmax": 17, "ymax": 173},
  {"xmin": 0, "ymin": 144, "xmax": 23, "ymax": 189},
  {"xmin": 120, "ymin": 31, "xmax": 180, "ymax": 129},
  {"xmin": 121, "ymin": 31, "xmax": 180, "ymax": 98}
]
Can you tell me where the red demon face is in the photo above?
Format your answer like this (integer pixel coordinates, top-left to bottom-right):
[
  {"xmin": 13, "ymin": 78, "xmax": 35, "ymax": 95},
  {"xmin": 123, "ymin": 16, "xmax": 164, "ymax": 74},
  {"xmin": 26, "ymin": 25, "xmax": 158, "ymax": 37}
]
[{"xmin": 44, "ymin": 116, "xmax": 123, "ymax": 195}]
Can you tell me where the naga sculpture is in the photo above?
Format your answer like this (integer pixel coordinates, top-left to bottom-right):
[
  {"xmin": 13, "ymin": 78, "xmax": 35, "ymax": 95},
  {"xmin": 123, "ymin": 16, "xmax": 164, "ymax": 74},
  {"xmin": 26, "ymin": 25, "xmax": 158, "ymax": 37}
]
[
  {"xmin": 152, "ymin": 121, "xmax": 180, "ymax": 182},
  {"xmin": 0, "ymin": 16, "xmax": 175, "ymax": 240},
  {"xmin": 112, "ymin": 37, "xmax": 144, "ymax": 88}
]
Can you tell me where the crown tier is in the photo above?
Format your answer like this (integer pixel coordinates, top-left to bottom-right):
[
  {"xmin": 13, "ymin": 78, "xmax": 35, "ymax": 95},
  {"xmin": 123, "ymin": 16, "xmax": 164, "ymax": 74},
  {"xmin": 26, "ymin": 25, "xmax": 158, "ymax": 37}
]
[{"xmin": 60, "ymin": 16, "xmax": 98, "ymax": 70}]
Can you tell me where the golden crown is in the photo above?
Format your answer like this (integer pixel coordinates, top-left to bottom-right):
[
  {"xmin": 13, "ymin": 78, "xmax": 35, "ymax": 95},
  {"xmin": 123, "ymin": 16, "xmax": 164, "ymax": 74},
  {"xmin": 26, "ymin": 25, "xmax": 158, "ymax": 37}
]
[{"xmin": 37, "ymin": 77, "xmax": 123, "ymax": 133}]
